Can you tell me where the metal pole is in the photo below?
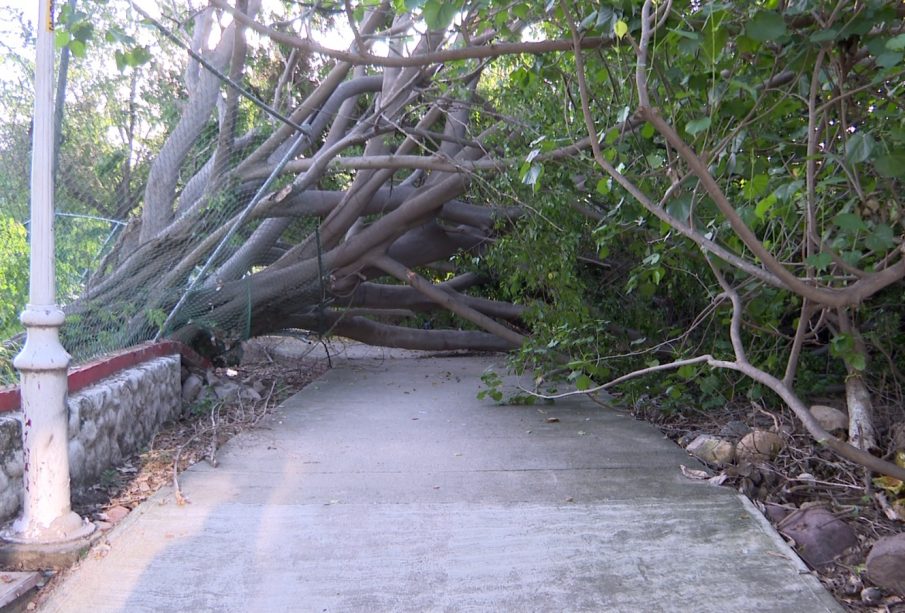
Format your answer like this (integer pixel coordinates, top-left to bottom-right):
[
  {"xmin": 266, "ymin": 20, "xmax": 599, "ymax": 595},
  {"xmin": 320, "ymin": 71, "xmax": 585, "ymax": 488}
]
[{"xmin": 3, "ymin": 0, "xmax": 92, "ymax": 544}]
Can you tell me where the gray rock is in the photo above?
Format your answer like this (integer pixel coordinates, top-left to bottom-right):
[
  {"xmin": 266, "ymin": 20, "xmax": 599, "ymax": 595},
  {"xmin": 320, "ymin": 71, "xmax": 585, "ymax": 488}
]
[
  {"xmin": 213, "ymin": 381, "xmax": 242, "ymax": 400},
  {"xmin": 686, "ymin": 435, "xmax": 736, "ymax": 465},
  {"xmin": 678, "ymin": 430, "xmax": 703, "ymax": 447},
  {"xmin": 779, "ymin": 506, "xmax": 857, "ymax": 569},
  {"xmin": 861, "ymin": 587, "xmax": 883, "ymax": 604},
  {"xmin": 719, "ymin": 420, "xmax": 752, "ymax": 439},
  {"xmin": 182, "ymin": 374, "xmax": 204, "ymax": 404},
  {"xmin": 809, "ymin": 405, "xmax": 848, "ymax": 432},
  {"xmin": 867, "ymin": 533, "xmax": 905, "ymax": 595},
  {"xmin": 239, "ymin": 386, "xmax": 262, "ymax": 401},
  {"xmin": 737, "ymin": 430, "xmax": 783, "ymax": 463}
]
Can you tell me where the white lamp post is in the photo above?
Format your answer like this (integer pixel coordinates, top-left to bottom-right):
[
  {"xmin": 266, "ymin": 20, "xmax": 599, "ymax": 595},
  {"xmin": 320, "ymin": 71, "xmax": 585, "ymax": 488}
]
[{"xmin": 2, "ymin": 0, "xmax": 93, "ymax": 544}]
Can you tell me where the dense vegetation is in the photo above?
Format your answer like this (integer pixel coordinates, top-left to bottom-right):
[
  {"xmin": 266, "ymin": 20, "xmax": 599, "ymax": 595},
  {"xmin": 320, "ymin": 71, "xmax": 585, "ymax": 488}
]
[{"xmin": 1, "ymin": 0, "xmax": 904, "ymax": 480}]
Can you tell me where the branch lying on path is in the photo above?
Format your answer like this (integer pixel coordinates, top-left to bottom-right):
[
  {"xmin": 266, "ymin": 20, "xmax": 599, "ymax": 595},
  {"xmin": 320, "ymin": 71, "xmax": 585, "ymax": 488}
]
[
  {"xmin": 520, "ymin": 284, "xmax": 905, "ymax": 483},
  {"xmin": 519, "ymin": 354, "xmax": 712, "ymax": 400},
  {"xmin": 212, "ymin": 0, "xmax": 613, "ymax": 68}
]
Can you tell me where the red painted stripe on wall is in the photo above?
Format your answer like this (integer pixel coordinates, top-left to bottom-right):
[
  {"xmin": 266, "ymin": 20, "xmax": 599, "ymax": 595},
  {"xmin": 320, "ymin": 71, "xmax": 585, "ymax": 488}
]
[{"xmin": 0, "ymin": 341, "xmax": 209, "ymax": 413}]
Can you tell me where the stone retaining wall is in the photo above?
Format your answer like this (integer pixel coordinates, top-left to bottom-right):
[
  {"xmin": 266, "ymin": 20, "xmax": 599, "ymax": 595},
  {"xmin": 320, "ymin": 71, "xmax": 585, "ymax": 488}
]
[{"xmin": 0, "ymin": 355, "xmax": 181, "ymax": 523}]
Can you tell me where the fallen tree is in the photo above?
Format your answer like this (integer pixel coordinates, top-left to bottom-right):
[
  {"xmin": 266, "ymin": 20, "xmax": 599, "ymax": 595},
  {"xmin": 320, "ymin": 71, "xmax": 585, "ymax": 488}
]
[
  {"xmin": 49, "ymin": 0, "xmax": 905, "ymax": 481},
  {"xmin": 73, "ymin": 1, "xmax": 573, "ymax": 355}
]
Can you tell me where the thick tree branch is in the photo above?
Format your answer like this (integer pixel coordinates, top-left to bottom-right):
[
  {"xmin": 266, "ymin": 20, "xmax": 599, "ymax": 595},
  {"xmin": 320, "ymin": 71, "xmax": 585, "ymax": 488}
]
[
  {"xmin": 372, "ymin": 255, "xmax": 524, "ymax": 347},
  {"xmin": 212, "ymin": 0, "xmax": 612, "ymax": 67}
]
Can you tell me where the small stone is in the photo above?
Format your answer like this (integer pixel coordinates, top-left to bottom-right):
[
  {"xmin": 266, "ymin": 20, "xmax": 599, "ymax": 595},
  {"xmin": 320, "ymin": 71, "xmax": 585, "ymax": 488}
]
[
  {"xmin": 737, "ymin": 430, "xmax": 783, "ymax": 463},
  {"xmin": 843, "ymin": 573, "xmax": 863, "ymax": 595},
  {"xmin": 779, "ymin": 506, "xmax": 858, "ymax": 569},
  {"xmin": 239, "ymin": 386, "xmax": 262, "ymax": 401},
  {"xmin": 867, "ymin": 533, "xmax": 905, "ymax": 595},
  {"xmin": 719, "ymin": 420, "xmax": 752, "ymax": 439},
  {"xmin": 678, "ymin": 430, "xmax": 703, "ymax": 447},
  {"xmin": 686, "ymin": 435, "xmax": 736, "ymax": 465},
  {"xmin": 213, "ymin": 381, "xmax": 241, "ymax": 400},
  {"xmin": 102, "ymin": 505, "xmax": 130, "ymax": 524},
  {"xmin": 181, "ymin": 374, "xmax": 204, "ymax": 404},
  {"xmin": 861, "ymin": 587, "xmax": 883, "ymax": 604},
  {"xmin": 94, "ymin": 520, "xmax": 113, "ymax": 531},
  {"xmin": 809, "ymin": 405, "xmax": 848, "ymax": 432}
]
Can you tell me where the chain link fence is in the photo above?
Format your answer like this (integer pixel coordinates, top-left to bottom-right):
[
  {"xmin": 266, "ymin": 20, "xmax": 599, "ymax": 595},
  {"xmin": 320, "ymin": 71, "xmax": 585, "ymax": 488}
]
[{"xmin": 0, "ymin": 1, "xmax": 336, "ymax": 384}]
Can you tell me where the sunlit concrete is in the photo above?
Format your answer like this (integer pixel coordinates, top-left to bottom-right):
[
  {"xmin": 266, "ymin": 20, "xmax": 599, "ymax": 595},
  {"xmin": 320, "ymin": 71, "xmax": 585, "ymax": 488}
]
[{"xmin": 41, "ymin": 347, "xmax": 840, "ymax": 612}]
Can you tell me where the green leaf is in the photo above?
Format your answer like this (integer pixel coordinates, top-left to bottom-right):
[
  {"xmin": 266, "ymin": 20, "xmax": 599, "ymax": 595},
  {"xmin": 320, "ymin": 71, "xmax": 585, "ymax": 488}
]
[
  {"xmin": 865, "ymin": 224, "xmax": 895, "ymax": 252},
  {"xmin": 575, "ymin": 374, "xmax": 593, "ymax": 391},
  {"xmin": 641, "ymin": 122, "xmax": 655, "ymax": 139},
  {"xmin": 685, "ymin": 117, "xmax": 711, "ymax": 136},
  {"xmin": 830, "ymin": 333, "xmax": 854, "ymax": 358},
  {"xmin": 742, "ymin": 174, "xmax": 769, "ymax": 199},
  {"xmin": 54, "ymin": 30, "xmax": 71, "ymax": 48},
  {"xmin": 614, "ymin": 20, "xmax": 628, "ymax": 40},
  {"xmin": 774, "ymin": 180, "xmax": 803, "ymax": 201},
  {"xmin": 875, "ymin": 51, "xmax": 903, "ymax": 68},
  {"xmin": 842, "ymin": 250, "xmax": 863, "ymax": 266},
  {"xmin": 68, "ymin": 39, "xmax": 86, "ymax": 58},
  {"xmin": 701, "ymin": 15, "xmax": 728, "ymax": 62},
  {"xmin": 834, "ymin": 213, "xmax": 868, "ymax": 233},
  {"xmin": 746, "ymin": 11, "xmax": 787, "ymax": 42},
  {"xmin": 874, "ymin": 154, "xmax": 905, "ymax": 178},
  {"xmin": 595, "ymin": 178, "xmax": 610, "ymax": 195},
  {"xmin": 423, "ymin": 0, "xmax": 458, "ymax": 30},
  {"xmin": 810, "ymin": 28, "xmax": 838, "ymax": 43},
  {"xmin": 847, "ymin": 352, "xmax": 866, "ymax": 372},
  {"xmin": 755, "ymin": 193, "xmax": 777, "ymax": 219},
  {"xmin": 887, "ymin": 34, "xmax": 905, "ymax": 51},
  {"xmin": 666, "ymin": 194, "xmax": 692, "ymax": 221},
  {"xmin": 669, "ymin": 29, "xmax": 700, "ymax": 40},
  {"xmin": 729, "ymin": 79, "xmax": 758, "ymax": 100},
  {"xmin": 70, "ymin": 20, "xmax": 93, "ymax": 42},
  {"xmin": 845, "ymin": 132, "xmax": 875, "ymax": 164},
  {"xmin": 646, "ymin": 153, "xmax": 664, "ymax": 169},
  {"xmin": 805, "ymin": 252, "xmax": 832, "ymax": 272},
  {"xmin": 596, "ymin": 7, "xmax": 615, "ymax": 29},
  {"xmin": 677, "ymin": 364, "xmax": 697, "ymax": 379},
  {"xmin": 580, "ymin": 11, "xmax": 598, "ymax": 31}
]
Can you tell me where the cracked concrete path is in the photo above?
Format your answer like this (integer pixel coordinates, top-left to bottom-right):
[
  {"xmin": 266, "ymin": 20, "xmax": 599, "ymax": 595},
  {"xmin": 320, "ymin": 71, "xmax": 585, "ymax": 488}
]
[{"xmin": 42, "ymin": 347, "xmax": 840, "ymax": 612}]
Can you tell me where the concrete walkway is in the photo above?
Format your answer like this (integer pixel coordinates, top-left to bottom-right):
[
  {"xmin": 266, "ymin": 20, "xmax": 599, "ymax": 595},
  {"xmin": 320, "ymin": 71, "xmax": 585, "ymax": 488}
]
[{"xmin": 42, "ymin": 348, "xmax": 840, "ymax": 612}]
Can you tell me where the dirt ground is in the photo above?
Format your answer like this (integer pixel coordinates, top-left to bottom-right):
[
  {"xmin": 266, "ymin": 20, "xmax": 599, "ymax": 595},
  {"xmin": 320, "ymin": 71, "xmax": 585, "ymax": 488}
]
[{"xmin": 631, "ymin": 397, "xmax": 905, "ymax": 612}]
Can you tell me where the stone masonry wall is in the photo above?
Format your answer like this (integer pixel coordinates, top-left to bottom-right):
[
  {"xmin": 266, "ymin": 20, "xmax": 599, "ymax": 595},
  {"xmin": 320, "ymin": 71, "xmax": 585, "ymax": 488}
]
[{"xmin": 0, "ymin": 355, "xmax": 181, "ymax": 523}]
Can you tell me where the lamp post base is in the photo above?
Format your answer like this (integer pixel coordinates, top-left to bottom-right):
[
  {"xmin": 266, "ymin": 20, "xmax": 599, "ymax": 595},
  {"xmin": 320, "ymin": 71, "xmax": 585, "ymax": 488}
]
[
  {"xmin": 1, "ymin": 510, "xmax": 96, "ymax": 545},
  {"xmin": 0, "ymin": 518, "xmax": 99, "ymax": 571}
]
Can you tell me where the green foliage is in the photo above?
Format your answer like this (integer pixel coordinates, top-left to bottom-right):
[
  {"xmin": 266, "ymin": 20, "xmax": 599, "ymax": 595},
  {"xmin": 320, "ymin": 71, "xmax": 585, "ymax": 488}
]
[
  {"xmin": 477, "ymin": 0, "xmax": 905, "ymax": 413},
  {"xmin": 0, "ymin": 217, "xmax": 28, "ymax": 339}
]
